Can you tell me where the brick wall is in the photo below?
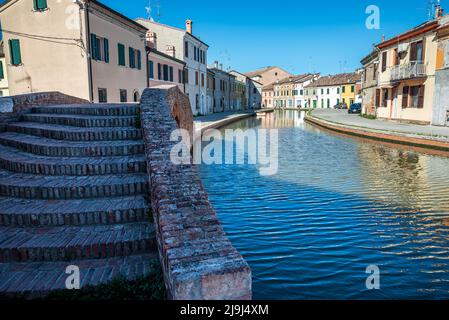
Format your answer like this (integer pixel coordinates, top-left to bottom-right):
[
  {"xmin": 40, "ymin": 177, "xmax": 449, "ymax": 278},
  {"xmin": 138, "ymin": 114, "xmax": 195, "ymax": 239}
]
[
  {"xmin": 140, "ymin": 85, "xmax": 252, "ymax": 300},
  {"xmin": 0, "ymin": 91, "xmax": 90, "ymax": 132}
]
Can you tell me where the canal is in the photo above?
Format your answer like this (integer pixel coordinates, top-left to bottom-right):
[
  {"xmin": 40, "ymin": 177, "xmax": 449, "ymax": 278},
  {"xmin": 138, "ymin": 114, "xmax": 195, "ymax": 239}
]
[{"xmin": 198, "ymin": 110, "xmax": 449, "ymax": 300}]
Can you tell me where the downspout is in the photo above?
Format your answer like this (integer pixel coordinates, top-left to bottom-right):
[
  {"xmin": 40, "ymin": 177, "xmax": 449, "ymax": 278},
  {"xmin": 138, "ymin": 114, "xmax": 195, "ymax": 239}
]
[
  {"xmin": 82, "ymin": 0, "xmax": 94, "ymax": 102},
  {"xmin": 146, "ymin": 47, "xmax": 150, "ymax": 88}
]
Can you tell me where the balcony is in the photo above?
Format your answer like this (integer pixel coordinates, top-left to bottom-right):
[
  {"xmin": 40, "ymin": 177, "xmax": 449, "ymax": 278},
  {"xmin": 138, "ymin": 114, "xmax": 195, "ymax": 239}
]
[{"xmin": 390, "ymin": 62, "xmax": 427, "ymax": 81}]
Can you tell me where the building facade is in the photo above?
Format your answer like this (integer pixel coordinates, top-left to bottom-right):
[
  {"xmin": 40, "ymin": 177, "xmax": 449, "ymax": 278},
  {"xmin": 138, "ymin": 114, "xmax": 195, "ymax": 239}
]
[
  {"xmin": 208, "ymin": 63, "xmax": 235, "ymax": 113},
  {"xmin": 262, "ymin": 83, "xmax": 274, "ymax": 108},
  {"xmin": 146, "ymin": 32, "xmax": 185, "ymax": 94},
  {"xmin": 244, "ymin": 66, "xmax": 292, "ymax": 87},
  {"xmin": 433, "ymin": 14, "xmax": 449, "ymax": 126},
  {"xmin": 293, "ymin": 74, "xmax": 319, "ymax": 108},
  {"xmin": 136, "ymin": 18, "xmax": 209, "ymax": 115},
  {"xmin": 361, "ymin": 51, "xmax": 379, "ymax": 116},
  {"xmin": 0, "ymin": 0, "xmax": 148, "ymax": 103},
  {"xmin": 0, "ymin": 44, "xmax": 9, "ymax": 97}
]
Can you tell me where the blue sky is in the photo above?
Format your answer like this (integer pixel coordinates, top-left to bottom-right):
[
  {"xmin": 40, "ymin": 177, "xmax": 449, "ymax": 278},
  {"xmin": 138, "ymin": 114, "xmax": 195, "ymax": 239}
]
[{"xmin": 103, "ymin": 0, "xmax": 444, "ymax": 75}]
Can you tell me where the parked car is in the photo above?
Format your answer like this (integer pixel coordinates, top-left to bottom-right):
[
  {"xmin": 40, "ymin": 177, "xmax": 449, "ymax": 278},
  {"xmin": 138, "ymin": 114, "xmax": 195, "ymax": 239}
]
[
  {"xmin": 348, "ymin": 103, "xmax": 362, "ymax": 114},
  {"xmin": 334, "ymin": 103, "xmax": 348, "ymax": 110}
]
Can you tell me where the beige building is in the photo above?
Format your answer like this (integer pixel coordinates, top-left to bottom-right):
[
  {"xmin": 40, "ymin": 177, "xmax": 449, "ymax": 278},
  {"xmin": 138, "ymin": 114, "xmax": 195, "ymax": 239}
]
[
  {"xmin": 0, "ymin": 43, "xmax": 9, "ymax": 97},
  {"xmin": 360, "ymin": 50, "xmax": 379, "ymax": 116},
  {"xmin": 244, "ymin": 66, "xmax": 291, "ymax": 87},
  {"xmin": 262, "ymin": 83, "xmax": 274, "ymax": 108},
  {"xmin": 0, "ymin": 0, "xmax": 148, "ymax": 103}
]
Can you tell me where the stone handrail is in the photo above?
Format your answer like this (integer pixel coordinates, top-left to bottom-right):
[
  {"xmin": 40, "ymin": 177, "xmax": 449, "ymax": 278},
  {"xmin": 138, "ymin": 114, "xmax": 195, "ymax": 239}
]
[{"xmin": 140, "ymin": 85, "xmax": 252, "ymax": 300}]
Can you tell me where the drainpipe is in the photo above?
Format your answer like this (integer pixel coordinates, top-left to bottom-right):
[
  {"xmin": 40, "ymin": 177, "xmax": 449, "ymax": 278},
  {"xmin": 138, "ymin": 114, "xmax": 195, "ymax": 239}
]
[
  {"xmin": 146, "ymin": 48, "xmax": 150, "ymax": 88},
  {"xmin": 81, "ymin": 0, "xmax": 94, "ymax": 102}
]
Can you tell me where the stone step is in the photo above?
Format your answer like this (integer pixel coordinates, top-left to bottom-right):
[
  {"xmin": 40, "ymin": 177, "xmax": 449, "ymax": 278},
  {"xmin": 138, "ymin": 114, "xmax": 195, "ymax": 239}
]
[
  {"xmin": 0, "ymin": 222, "xmax": 156, "ymax": 263},
  {"xmin": 0, "ymin": 170, "xmax": 149, "ymax": 200},
  {"xmin": 0, "ymin": 144, "xmax": 146, "ymax": 176},
  {"xmin": 0, "ymin": 195, "xmax": 150, "ymax": 227},
  {"xmin": 22, "ymin": 113, "xmax": 138, "ymax": 128},
  {"xmin": 0, "ymin": 253, "xmax": 159, "ymax": 293},
  {"xmin": 0, "ymin": 132, "xmax": 144, "ymax": 157},
  {"xmin": 8, "ymin": 122, "xmax": 142, "ymax": 141},
  {"xmin": 32, "ymin": 104, "xmax": 140, "ymax": 116}
]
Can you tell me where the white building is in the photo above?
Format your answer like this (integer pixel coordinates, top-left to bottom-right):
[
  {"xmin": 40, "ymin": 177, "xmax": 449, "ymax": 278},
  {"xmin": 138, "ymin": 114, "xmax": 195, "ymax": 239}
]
[
  {"xmin": 293, "ymin": 74, "xmax": 319, "ymax": 108},
  {"xmin": 136, "ymin": 18, "xmax": 209, "ymax": 115}
]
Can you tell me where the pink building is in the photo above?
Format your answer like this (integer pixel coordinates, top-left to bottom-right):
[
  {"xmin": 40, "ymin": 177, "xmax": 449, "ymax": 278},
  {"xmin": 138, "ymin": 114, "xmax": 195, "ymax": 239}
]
[{"xmin": 146, "ymin": 32, "xmax": 185, "ymax": 92}]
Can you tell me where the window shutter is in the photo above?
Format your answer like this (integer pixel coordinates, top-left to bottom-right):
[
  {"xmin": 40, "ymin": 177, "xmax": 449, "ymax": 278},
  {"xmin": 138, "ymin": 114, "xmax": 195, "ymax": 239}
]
[
  {"xmin": 103, "ymin": 38, "xmax": 109, "ymax": 63},
  {"xmin": 382, "ymin": 51, "xmax": 387, "ymax": 72},
  {"xmin": 402, "ymin": 86, "xmax": 409, "ymax": 108},
  {"xmin": 129, "ymin": 47, "xmax": 134, "ymax": 68},
  {"xmin": 410, "ymin": 42, "xmax": 417, "ymax": 62},
  {"xmin": 418, "ymin": 86, "xmax": 425, "ymax": 108},
  {"xmin": 0, "ymin": 60, "xmax": 4, "ymax": 79},
  {"xmin": 90, "ymin": 34, "xmax": 97, "ymax": 60},
  {"xmin": 421, "ymin": 39, "xmax": 426, "ymax": 63},
  {"xmin": 33, "ymin": 0, "xmax": 38, "ymax": 10},
  {"xmin": 34, "ymin": 0, "xmax": 47, "ymax": 10},
  {"xmin": 9, "ymin": 39, "xmax": 22, "ymax": 65},
  {"xmin": 158, "ymin": 63, "xmax": 162, "ymax": 80},
  {"xmin": 375, "ymin": 89, "xmax": 380, "ymax": 106},
  {"xmin": 137, "ymin": 50, "xmax": 141, "ymax": 70},
  {"xmin": 169, "ymin": 66, "xmax": 173, "ymax": 82},
  {"xmin": 118, "ymin": 43, "xmax": 125, "ymax": 66},
  {"xmin": 149, "ymin": 60, "xmax": 154, "ymax": 79}
]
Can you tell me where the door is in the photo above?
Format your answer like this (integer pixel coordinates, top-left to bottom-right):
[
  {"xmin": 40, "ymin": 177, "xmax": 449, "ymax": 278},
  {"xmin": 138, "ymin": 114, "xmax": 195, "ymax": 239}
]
[{"xmin": 392, "ymin": 88, "xmax": 398, "ymax": 119}]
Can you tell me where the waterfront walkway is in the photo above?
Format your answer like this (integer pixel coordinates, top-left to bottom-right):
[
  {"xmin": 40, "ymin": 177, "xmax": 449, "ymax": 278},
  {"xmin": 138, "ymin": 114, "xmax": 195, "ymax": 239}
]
[
  {"xmin": 194, "ymin": 110, "xmax": 267, "ymax": 132},
  {"xmin": 311, "ymin": 109, "xmax": 449, "ymax": 140}
]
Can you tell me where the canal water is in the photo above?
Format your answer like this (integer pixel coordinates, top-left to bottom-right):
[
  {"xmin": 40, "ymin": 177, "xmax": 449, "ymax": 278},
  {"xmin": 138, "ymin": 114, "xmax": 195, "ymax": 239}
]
[{"xmin": 198, "ymin": 110, "xmax": 449, "ymax": 300}]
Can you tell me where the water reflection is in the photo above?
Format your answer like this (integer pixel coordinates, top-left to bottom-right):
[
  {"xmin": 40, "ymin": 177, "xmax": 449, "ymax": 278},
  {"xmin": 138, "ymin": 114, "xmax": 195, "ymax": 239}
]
[{"xmin": 199, "ymin": 110, "xmax": 449, "ymax": 299}]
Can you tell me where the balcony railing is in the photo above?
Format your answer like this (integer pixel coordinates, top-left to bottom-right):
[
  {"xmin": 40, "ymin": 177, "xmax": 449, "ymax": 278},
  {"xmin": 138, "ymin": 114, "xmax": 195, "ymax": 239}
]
[{"xmin": 390, "ymin": 62, "xmax": 427, "ymax": 81}]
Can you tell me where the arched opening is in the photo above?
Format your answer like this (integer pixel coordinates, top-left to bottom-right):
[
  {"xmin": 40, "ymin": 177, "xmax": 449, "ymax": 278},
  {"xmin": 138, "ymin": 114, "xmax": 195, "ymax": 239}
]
[{"xmin": 133, "ymin": 91, "xmax": 140, "ymax": 102}]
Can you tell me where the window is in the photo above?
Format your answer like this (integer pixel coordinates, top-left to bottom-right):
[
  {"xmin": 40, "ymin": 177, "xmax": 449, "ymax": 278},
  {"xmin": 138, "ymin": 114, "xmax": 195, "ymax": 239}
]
[
  {"xmin": 178, "ymin": 69, "xmax": 183, "ymax": 83},
  {"xmin": 33, "ymin": 0, "xmax": 47, "ymax": 11},
  {"xmin": 129, "ymin": 47, "xmax": 135, "ymax": 68},
  {"xmin": 0, "ymin": 61, "xmax": 4, "ymax": 80},
  {"xmin": 90, "ymin": 34, "xmax": 108, "ymax": 62},
  {"xmin": 327, "ymin": 99, "xmax": 330, "ymax": 108},
  {"xmin": 194, "ymin": 46, "xmax": 197, "ymax": 61},
  {"xmin": 184, "ymin": 69, "xmax": 189, "ymax": 84},
  {"xmin": 375, "ymin": 89, "xmax": 380, "ymax": 107},
  {"xmin": 184, "ymin": 41, "xmax": 189, "ymax": 58},
  {"xmin": 373, "ymin": 63, "xmax": 378, "ymax": 80},
  {"xmin": 300, "ymin": 89, "xmax": 304, "ymax": 95},
  {"xmin": 163, "ymin": 64, "xmax": 169, "ymax": 81},
  {"xmin": 98, "ymin": 88, "xmax": 107, "ymax": 103},
  {"xmin": 195, "ymin": 71, "xmax": 199, "ymax": 85},
  {"xmin": 327, "ymin": 88, "xmax": 330, "ymax": 94},
  {"xmin": 382, "ymin": 51, "xmax": 387, "ymax": 72},
  {"xmin": 382, "ymin": 89, "xmax": 388, "ymax": 108},
  {"xmin": 137, "ymin": 50, "xmax": 141, "ymax": 70},
  {"xmin": 118, "ymin": 43, "xmax": 125, "ymax": 66},
  {"xmin": 9, "ymin": 39, "xmax": 22, "ymax": 66},
  {"xmin": 410, "ymin": 41, "xmax": 424, "ymax": 62},
  {"xmin": 337, "ymin": 87, "xmax": 340, "ymax": 94},
  {"xmin": 120, "ymin": 89, "xmax": 127, "ymax": 103},
  {"xmin": 393, "ymin": 48, "xmax": 399, "ymax": 66},
  {"xmin": 169, "ymin": 66, "xmax": 174, "ymax": 82},
  {"xmin": 321, "ymin": 89, "xmax": 324, "ymax": 95},
  {"xmin": 350, "ymin": 99, "xmax": 354, "ymax": 105},
  {"xmin": 149, "ymin": 60, "xmax": 154, "ymax": 79},
  {"xmin": 409, "ymin": 85, "xmax": 425, "ymax": 108},
  {"xmin": 351, "ymin": 85, "xmax": 354, "ymax": 93},
  {"xmin": 201, "ymin": 73, "xmax": 204, "ymax": 87}
]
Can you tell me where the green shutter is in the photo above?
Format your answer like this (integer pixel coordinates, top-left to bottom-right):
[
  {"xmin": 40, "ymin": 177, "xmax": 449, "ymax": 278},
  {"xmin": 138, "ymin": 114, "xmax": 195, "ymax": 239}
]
[
  {"xmin": 129, "ymin": 47, "xmax": 134, "ymax": 68},
  {"xmin": 90, "ymin": 34, "xmax": 97, "ymax": 60},
  {"xmin": 137, "ymin": 50, "xmax": 141, "ymax": 70},
  {"xmin": 118, "ymin": 43, "xmax": 125, "ymax": 66},
  {"xmin": 9, "ymin": 39, "xmax": 22, "ymax": 65},
  {"xmin": 0, "ymin": 61, "xmax": 4, "ymax": 79},
  {"xmin": 34, "ymin": 0, "xmax": 47, "ymax": 10},
  {"xmin": 104, "ymin": 38, "xmax": 109, "ymax": 63}
]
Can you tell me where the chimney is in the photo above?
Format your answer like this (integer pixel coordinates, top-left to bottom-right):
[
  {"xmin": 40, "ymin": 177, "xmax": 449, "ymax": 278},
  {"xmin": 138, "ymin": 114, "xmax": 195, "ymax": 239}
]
[
  {"xmin": 146, "ymin": 31, "xmax": 157, "ymax": 50},
  {"xmin": 436, "ymin": 3, "xmax": 444, "ymax": 19},
  {"xmin": 166, "ymin": 45, "xmax": 176, "ymax": 58},
  {"xmin": 220, "ymin": 63, "xmax": 223, "ymax": 71},
  {"xmin": 214, "ymin": 61, "xmax": 219, "ymax": 69},
  {"xmin": 186, "ymin": 19, "xmax": 193, "ymax": 34}
]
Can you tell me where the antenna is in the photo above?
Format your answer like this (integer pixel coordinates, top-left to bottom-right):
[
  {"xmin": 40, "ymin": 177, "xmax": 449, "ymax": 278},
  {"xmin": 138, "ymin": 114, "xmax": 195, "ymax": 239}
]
[
  {"xmin": 427, "ymin": 0, "xmax": 436, "ymax": 20},
  {"xmin": 145, "ymin": 0, "xmax": 154, "ymax": 21},
  {"xmin": 155, "ymin": 0, "xmax": 161, "ymax": 22}
]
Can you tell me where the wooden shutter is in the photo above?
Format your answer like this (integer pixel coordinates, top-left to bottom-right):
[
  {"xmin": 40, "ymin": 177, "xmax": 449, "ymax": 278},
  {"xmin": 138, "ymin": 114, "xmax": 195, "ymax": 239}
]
[
  {"xmin": 418, "ymin": 85, "xmax": 425, "ymax": 108},
  {"xmin": 129, "ymin": 47, "xmax": 134, "ymax": 68},
  {"xmin": 158, "ymin": 63, "xmax": 162, "ymax": 80},
  {"xmin": 402, "ymin": 86, "xmax": 409, "ymax": 108},
  {"xmin": 375, "ymin": 88, "xmax": 380, "ymax": 107},
  {"xmin": 90, "ymin": 34, "xmax": 97, "ymax": 60},
  {"xmin": 9, "ymin": 39, "xmax": 22, "ymax": 65},
  {"xmin": 137, "ymin": 50, "xmax": 141, "ymax": 70},
  {"xmin": 382, "ymin": 51, "xmax": 387, "ymax": 72},
  {"xmin": 0, "ymin": 61, "xmax": 4, "ymax": 79},
  {"xmin": 149, "ymin": 60, "xmax": 154, "ymax": 79},
  {"xmin": 421, "ymin": 39, "xmax": 426, "ymax": 63},
  {"xmin": 34, "ymin": 0, "xmax": 47, "ymax": 10},
  {"xmin": 169, "ymin": 66, "xmax": 174, "ymax": 82},
  {"xmin": 103, "ymin": 38, "xmax": 109, "ymax": 63},
  {"xmin": 410, "ymin": 42, "xmax": 417, "ymax": 62}
]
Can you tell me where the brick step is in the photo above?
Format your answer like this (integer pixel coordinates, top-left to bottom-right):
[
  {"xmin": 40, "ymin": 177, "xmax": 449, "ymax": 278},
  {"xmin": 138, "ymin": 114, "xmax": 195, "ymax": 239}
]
[
  {"xmin": 0, "ymin": 170, "xmax": 149, "ymax": 200},
  {"xmin": 22, "ymin": 113, "xmax": 138, "ymax": 128},
  {"xmin": 0, "ymin": 132, "xmax": 144, "ymax": 157},
  {"xmin": 0, "ymin": 195, "xmax": 150, "ymax": 227},
  {"xmin": 0, "ymin": 252, "xmax": 159, "ymax": 293},
  {"xmin": 0, "ymin": 222, "xmax": 156, "ymax": 263},
  {"xmin": 0, "ymin": 145, "xmax": 146, "ymax": 176},
  {"xmin": 32, "ymin": 104, "xmax": 140, "ymax": 116},
  {"xmin": 8, "ymin": 122, "xmax": 142, "ymax": 141}
]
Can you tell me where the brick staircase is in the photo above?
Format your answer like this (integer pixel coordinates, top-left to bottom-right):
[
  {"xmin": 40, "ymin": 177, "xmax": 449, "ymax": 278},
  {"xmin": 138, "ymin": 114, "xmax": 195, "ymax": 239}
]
[{"xmin": 0, "ymin": 104, "xmax": 158, "ymax": 295}]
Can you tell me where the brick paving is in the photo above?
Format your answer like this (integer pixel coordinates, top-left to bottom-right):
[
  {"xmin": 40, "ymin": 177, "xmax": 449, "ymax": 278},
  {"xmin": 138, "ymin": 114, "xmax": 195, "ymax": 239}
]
[{"xmin": 0, "ymin": 103, "xmax": 157, "ymax": 294}]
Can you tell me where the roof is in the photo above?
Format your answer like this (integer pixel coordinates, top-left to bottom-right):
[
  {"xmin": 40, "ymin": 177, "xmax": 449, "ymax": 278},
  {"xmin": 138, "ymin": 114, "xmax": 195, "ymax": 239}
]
[
  {"xmin": 275, "ymin": 73, "xmax": 316, "ymax": 85},
  {"xmin": 244, "ymin": 66, "xmax": 276, "ymax": 78},
  {"xmin": 360, "ymin": 50, "xmax": 378, "ymax": 66},
  {"xmin": 135, "ymin": 18, "xmax": 209, "ymax": 47},
  {"xmin": 377, "ymin": 19, "xmax": 438, "ymax": 49},
  {"xmin": 208, "ymin": 68, "xmax": 236, "ymax": 78},
  {"xmin": 229, "ymin": 70, "xmax": 263, "ymax": 85},
  {"xmin": 304, "ymin": 73, "xmax": 360, "ymax": 88},
  {"xmin": 262, "ymin": 83, "xmax": 274, "ymax": 91},
  {"xmin": 148, "ymin": 47, "xmax": 186, "ymax": 65}
]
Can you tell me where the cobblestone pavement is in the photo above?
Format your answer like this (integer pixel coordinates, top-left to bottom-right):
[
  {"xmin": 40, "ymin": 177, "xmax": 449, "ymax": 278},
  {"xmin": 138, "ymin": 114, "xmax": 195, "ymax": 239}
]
[
  {"xmin": 312, "ymin": 109, "xmax": 449, "ymax": 139},
  {"xmin": 0, "ymin": 104, "xmax": 158, "ymax": 295}
]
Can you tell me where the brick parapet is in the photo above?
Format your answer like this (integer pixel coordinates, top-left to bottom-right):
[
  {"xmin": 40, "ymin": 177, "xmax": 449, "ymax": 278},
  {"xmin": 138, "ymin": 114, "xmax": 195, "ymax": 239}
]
[{"xmin": 140, "ymin": 85, "xmax": 252, "ymax": 300}]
